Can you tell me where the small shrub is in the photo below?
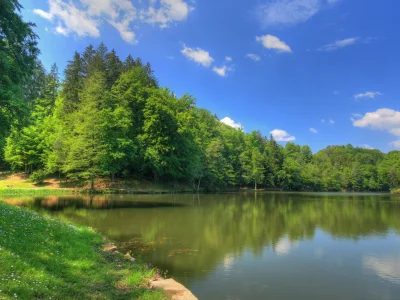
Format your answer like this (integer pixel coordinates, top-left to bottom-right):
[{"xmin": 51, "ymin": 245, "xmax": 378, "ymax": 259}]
[
  {"xmin": 391, "ymin": 188, "xmax": 400, "ymax": 194},
  {"xmin": 30, "ymin": 170, "xmax": 47, "ymax": 184}
]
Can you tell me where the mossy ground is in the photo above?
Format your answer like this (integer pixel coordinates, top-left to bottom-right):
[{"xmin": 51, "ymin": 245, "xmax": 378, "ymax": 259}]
[{"xmin": 0, "ymin": 201, "xmax": 165, "ymax": 299}]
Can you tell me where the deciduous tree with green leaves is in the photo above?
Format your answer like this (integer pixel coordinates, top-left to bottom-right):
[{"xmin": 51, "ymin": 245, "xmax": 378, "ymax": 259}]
[{"xmin": 0, "ymin": 0, "xmax": 39, "ymax": 165}]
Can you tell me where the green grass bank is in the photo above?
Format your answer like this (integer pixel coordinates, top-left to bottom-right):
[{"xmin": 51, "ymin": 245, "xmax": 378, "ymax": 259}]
[{"xmin": 0, "ymin": 201, "xmax": 165, "ymax": 299}]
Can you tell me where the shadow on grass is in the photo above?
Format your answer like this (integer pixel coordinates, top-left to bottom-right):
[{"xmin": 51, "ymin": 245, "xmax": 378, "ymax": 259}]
[
  {"xmin": 0, "ymin": 172, "xmax": 11, "ymax": 180},
  {"xmin": 33, "ymin": 182, "xmax": 53, "ymax": 187},
  {"xmin": 59, "ymin": 180, "xmax": 87, "ymax": 188}
]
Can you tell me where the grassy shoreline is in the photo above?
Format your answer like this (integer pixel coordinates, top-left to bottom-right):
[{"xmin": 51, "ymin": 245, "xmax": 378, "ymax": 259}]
[
  {"xmin": 0, "ymin": 201, "xmax": 165, "ymax": 299},
  {"xmin": 1, "ymin": 172, "xmax": 394, "ymax": 196},
  {"xmin": 0, "ymin": 187, "xmax": 199, "ymax": 196},
  {"xmin": 0, "ymin": 172, "xmax": 206, "ymax": 196}
]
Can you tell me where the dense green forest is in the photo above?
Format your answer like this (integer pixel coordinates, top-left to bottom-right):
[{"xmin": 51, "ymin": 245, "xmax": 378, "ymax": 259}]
[{"xmin": 1, "ymin": 0, "xmax": 400, "ymax": 192}]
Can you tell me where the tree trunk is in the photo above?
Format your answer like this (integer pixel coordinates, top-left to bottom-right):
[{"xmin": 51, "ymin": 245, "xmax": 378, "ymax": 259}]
[
  {"xmin": 255, "ymin": 182, "xmax": 257, "ymax": 190},
  {"xmin": 90, "ymin": 176, "xmax": 94, "ymax": 190},
  {"xmin": 197, "ymin": 176, "xmax": 202, "ymax": 192}
]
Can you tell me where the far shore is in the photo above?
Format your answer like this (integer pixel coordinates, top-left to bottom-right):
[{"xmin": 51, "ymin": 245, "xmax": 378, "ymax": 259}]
[{"xmin": 0, "ymin": 172, "xmax": 397, "ymax": 196}]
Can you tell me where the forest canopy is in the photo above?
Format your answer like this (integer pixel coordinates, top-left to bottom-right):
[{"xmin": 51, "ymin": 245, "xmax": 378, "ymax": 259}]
[{"xmin": 1, "ymin": 1, "xmax": 400, "ymax": 192}]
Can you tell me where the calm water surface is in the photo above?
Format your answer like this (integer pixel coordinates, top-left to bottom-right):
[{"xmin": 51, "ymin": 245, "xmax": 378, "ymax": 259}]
[{"xmin": 3, "ymin": 192, "xmax": 400, "ymax": 299}]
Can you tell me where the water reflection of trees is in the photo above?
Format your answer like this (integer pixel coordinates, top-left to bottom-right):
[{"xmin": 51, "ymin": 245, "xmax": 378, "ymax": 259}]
[
  {"xmin": 134, "ymin": 193, "xmax": 400, "ymax": 278},
  {"xmin": 3, "ymin": 194, "xmax": 186, "ymax": 210},
  {"xmin": 4, "ymin": 192, "xmax": 400, "ymax": 279}
]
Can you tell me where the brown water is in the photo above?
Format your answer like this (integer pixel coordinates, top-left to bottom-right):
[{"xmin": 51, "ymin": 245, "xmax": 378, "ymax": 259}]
[{"xmin": 3, "ymin": 192, "xmax": 400, "ymax": 299}]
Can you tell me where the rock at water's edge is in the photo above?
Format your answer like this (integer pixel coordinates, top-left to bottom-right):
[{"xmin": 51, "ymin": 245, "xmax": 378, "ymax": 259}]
[
  {"xmin": 151, "ymin": 278, "xmax": 197, "ymax": 300},
  {"xmin": 102, "ymin": 243, "xmax": 118, "ymax": 253}
]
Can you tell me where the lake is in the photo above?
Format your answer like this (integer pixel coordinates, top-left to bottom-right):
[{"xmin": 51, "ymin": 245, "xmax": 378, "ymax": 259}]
[{"xmin": 3, "ymin": 192, "xmax": 400, "ymax": 299}]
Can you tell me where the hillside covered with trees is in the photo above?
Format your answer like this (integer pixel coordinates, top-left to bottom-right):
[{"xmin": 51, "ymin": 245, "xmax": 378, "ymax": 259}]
[{"xmin": 1, "ymin": 1, "xmax": 400, "ymax": 192}]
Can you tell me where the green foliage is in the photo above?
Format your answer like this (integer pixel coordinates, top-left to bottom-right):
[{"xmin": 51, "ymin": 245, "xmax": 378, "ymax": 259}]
[
  {"xmin": 29, "ymin": 169, "xmax": 46, "ymax": 184},
  {"xmin": 62, "ymin": 51, "xmax": 84, "ymax": 113},
  {"xmin": 4, "ymin": 59, "xmax": 60, "ymax": 173},
  {"xmin": 2, "ymin": 28, "xmax": 400, "ymax": 191},
  {"xmin": 278, "ymin": 157, "xmax": 302, "ymax": 190},
  {"xmin": 4, "ymin": 126, "xmax": 40, "ymax": 172},
  {"xmin": 0, "ymin": 0, "xmax": 39, "ymax": 165},
  {"xmin": 140, "ymin": 88, "xmax": 181, "ymax": 179},
  {"xmin": 251, "ymin": 148, "xmax": 265, "ymax": 189},
  {"xmin": 63, "ymin": 72, "xmax": 107, "ymax": 188},
  {"xmin": 378, "ymin": 151, "xmax": 400, "ymax": 189}
]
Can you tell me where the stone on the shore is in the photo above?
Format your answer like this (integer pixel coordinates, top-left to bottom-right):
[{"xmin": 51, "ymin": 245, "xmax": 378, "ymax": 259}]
[
  {"xmin": 102, "ymin": 243, "xmax": 118, "ymax": 252},
  {"xmin": 151, "ymin": 278, "xmax": 197, "ymax": 300},
  {"xmin": 124, "ymin": 253, "xmax": 136, "ymax": 262}
]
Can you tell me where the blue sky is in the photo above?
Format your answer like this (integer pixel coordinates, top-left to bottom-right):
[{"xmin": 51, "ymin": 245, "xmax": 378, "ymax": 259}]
[{"xmin": 19, "ymin": 0, "xmax": 400, "ymax": 152}]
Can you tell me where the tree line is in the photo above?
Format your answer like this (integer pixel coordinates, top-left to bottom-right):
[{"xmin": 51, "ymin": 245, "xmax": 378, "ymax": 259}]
[{"xmin": 1, "ymin": 0, "xmax": 400, "ymax": 191}]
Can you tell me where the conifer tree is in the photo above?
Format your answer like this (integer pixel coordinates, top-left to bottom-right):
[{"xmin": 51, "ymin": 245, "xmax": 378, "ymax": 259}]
[
  {"xmin": 63, "ymin": 52, "xmax": 83, "ymax": 113},
  {"xmin": 63, "ymin": 72, "xmax": 107, "ymax": 189},
  {"xmin": 105, "ymin": 49, "xmax": 123, "ymax": 88}
]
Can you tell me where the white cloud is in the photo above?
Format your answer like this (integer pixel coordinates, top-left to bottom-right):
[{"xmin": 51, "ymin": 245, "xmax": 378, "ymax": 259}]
[
  {"xmin": 181, "ymin": 45, "xmax": 214, "ymax": 68},
  {"xmin": 143, "ymin": 0, "xmax": 193, "ymax": 28},
  {"xmin": 55, "ymin": 25, "xmax": 68, "ymax": 36},
  {"xmin": 223, "ymin": 255, "xmax": 234, "ymax": 272},
  {"xmin": 364, "ymin": 256, "xmax": 400, "ymax": 284},
  {"xmin": 359, "ymin": 144, "xmax": 375, "ymax": 150},
  {"xmin": 270, "ymin": 129, "xmax": 296, "ymax": 142},
  {"xmin": 274, "ymin": 237, "xmax": 299, "ymax": 255},
  {"xmin": 318, "ymin": 37, "xmax": 359, "ymax": 51},
  {"xmin": 389, "ymin": 141, "xmax": 400, "ymax": 149},
  {"xmin": 275, "ymin": 238, "xmax": 291, "ymax": 255},
  {"xmin": 353, "ymin": 108, "xmax": 400, "ymax": 136},
  {"xmin": 34, "ymin": 0, "xmax": 100, "ymax": 38},
  {"xmin": 33, "ymin": 9, "xmax": 53, "ymax": 20},
  {"xmin": 212, "ymin": 65, "xmax": 231, "ymax": 77},
  {"xmin": 104, "ymin": 0, "xmax": 137, "ymax": 43},
  {"xmin": 220, "ymin": 117, "xmax": 242, "ymax": 130},
  {"xmin": 108, "ymin": 18, "xmax": 136, "ymax": 43},
  {"xmin": 246, "ymin": 53, "xmax": 261, "ymax": 61},
  {"xmin": 81, "ymin": 0, "xmax": 134, "ymax": 19},
  {"xmin": 354, "ymin": 91, "xmax": 382, "ymax": 100},
  {"xmin": 256, "ymin": 34, "xmax": 292, "ymax": 53},
  {"xmin": 33, "ymin": 0, "xmax": 192, "ymax": 44},
  {"xmin": 309, "ymin": 128, "xmax": 318, "ymax": 133},
  {"xmin": 321, "ymin": 118, "xmax": 334, "ymax": 124},
  {"xmin": 225, "ymin": 56, "xmax": 232, "ymax": 61},
  {"xmin": 257, "ymin": 0, "xmax": 321, "ymax": 27}
]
